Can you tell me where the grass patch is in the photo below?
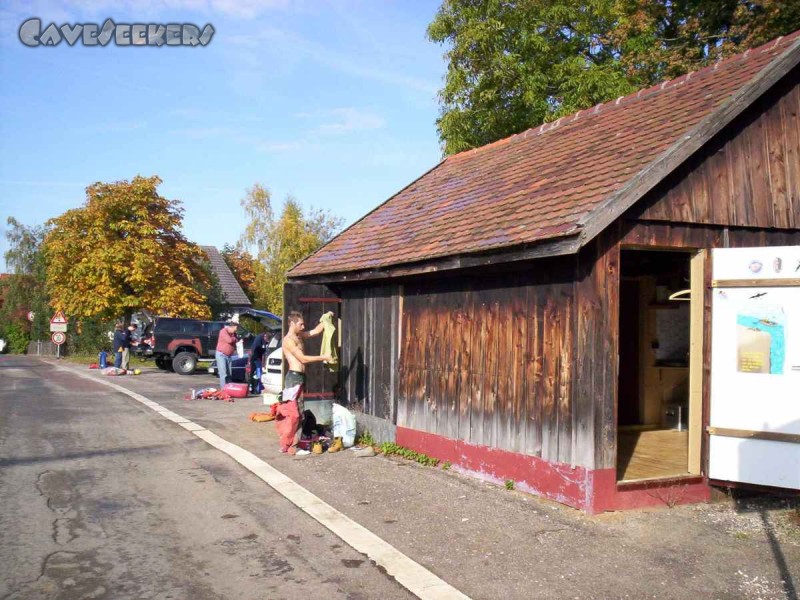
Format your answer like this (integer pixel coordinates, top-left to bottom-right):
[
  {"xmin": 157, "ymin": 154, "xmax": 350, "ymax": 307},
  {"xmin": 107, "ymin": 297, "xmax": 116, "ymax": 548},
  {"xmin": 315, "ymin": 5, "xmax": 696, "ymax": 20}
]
[
  {"xmin": 505, "ymin": 480, "xmax": 515, "ymax": 491},
  {"xmin": 442, "ymin": 461, "xmax": 451, "ymax": 471},
  {"xmin": 64, "ymin": 354, "xmax": 150, "ymax": 367},
  {"xmin": 356, "ymin": 430, "xmax": 375, "ymax": 447},
  {"xmin": 380, "ymin": 442, "xmax": 439, "ymax": 467},
  {"xmin": 733, "ymin": 531, "xmax": 749, "ymax": 540}
]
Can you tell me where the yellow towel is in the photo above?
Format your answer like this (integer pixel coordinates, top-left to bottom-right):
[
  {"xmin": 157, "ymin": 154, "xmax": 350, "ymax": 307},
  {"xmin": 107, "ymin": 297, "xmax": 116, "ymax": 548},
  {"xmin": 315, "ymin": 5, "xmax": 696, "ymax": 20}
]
[{"xmin": 320, "ymin": 312, "xmax": 338, "ymax": 372}]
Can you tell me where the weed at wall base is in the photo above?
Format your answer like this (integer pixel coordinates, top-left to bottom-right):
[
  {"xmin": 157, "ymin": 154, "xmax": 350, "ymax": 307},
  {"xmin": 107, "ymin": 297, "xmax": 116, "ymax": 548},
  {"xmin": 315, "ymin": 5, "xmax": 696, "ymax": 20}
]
[
  {"xmin": 380, "ymin": 442, "xmax": 440, "ymax": 467},
  {"xmin": 356, "ymin": 430, "xmax": 375, "ymax": 447}
]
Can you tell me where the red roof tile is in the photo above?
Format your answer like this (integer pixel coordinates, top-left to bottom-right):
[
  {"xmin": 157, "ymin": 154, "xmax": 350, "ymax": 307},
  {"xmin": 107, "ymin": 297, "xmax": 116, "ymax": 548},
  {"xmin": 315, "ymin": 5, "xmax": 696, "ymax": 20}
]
[{"xmin": 290, "ymin": 32, "xmax": 800, "ymax": 278}]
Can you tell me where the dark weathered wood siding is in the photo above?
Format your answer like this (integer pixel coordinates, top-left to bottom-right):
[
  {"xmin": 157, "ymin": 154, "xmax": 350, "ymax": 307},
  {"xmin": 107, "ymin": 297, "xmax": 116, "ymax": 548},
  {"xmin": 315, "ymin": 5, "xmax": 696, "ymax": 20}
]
[
  {"xmin": 283, "ymin": 282, "xmax": 341, "ymax": 399},
  {"xmin": 396, "ymin": 260, "xmax": 577, "ymax": 464},
  {"xmin": 639, "ymin": 68, "xmax": 799, "ymax": 229},
  {"xmin": 340, "ymin": 285, "xmax": 399, "ymax": 421}
]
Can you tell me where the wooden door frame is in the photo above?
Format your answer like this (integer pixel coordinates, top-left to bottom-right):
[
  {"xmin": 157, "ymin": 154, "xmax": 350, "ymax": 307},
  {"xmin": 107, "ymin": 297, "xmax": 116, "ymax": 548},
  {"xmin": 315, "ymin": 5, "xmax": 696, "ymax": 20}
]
[{"xmin": 688, "ymin": 250, "xmax": 705, "ymax": 475}]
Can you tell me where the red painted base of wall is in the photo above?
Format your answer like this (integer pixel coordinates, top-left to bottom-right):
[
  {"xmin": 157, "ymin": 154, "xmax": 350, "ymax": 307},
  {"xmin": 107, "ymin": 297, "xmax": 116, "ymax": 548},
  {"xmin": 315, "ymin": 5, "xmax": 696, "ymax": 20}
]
[{"xmin": 396, "ymin": 427, "xmax": 711, "ymax": 514}]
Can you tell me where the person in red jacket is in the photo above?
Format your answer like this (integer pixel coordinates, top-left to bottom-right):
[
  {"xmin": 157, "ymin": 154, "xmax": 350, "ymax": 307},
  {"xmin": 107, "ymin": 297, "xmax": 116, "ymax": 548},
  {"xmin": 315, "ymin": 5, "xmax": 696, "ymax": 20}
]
[{"xmin": 215, "ymin": 321, "xmax": 239, "ymax": 389}]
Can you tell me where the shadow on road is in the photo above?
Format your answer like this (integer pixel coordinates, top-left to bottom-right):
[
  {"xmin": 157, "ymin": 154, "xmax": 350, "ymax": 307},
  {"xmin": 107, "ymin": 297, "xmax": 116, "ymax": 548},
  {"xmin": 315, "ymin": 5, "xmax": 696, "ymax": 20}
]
[
  {"xmin": 0, "ymin": 444, "xmax": 170, "ymax": 468},
  {"xmin": 731, "ymin": 490, "xmax": 799, "ymax": 600}
]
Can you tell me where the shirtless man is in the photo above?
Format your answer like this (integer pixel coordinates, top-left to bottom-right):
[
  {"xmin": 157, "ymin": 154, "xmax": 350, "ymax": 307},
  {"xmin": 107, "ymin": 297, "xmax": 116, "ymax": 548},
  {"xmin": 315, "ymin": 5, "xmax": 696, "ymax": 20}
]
[{"xmin": 282, "ymin": 310, "xmax": 332, "ymax": 414}]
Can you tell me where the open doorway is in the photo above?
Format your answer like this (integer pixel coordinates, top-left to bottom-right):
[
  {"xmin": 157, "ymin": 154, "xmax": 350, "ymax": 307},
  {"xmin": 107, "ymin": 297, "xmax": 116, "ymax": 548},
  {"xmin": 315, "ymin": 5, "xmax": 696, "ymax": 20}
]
[{"xmin": 617, "ymin": 249, "xmax": 697, "ymax": 482}]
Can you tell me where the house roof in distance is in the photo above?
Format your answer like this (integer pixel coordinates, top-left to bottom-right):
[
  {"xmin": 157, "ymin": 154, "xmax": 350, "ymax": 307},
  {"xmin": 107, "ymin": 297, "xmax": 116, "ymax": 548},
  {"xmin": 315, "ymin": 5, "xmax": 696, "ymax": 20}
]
[
  {"xmin": 290, "ymin": 30, "xmax": 800, "ymax": 280},
  {"xmin": 200, "ymin": 246, "xmax": 252, "ymax": 307}
]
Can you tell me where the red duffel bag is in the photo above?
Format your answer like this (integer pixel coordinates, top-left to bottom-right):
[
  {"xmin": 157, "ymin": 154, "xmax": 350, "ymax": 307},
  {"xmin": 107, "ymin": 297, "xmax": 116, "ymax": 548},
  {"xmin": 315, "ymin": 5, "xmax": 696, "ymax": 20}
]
[{"xmin": 222, "ymin": 382, "xmax": 249, "ymax": 398}]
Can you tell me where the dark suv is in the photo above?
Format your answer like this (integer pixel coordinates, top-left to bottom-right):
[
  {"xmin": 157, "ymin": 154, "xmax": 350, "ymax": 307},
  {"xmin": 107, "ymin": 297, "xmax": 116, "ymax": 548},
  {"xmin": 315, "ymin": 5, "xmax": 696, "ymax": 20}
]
[{"xmin": 149, "ymin": 318, "xmax": 252, "ymax": 375}]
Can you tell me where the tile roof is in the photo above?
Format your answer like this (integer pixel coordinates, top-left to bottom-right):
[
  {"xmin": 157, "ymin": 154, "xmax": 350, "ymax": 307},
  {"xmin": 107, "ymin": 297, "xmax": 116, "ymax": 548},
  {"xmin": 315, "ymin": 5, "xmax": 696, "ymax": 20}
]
[
  {"xmin": 200, "ymin": 246, "xmax": 252, "ymax": 307},
  {"xmin": 290, "ymin": 31, "xmax": 800, "ymax": 278}
]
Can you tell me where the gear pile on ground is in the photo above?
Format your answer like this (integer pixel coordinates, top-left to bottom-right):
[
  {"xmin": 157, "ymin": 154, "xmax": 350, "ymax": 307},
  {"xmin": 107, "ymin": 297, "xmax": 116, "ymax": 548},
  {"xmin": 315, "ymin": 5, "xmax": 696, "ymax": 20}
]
[{"xmin": 184, "ymin": 388, "xmax": 234, "ymax": 402}]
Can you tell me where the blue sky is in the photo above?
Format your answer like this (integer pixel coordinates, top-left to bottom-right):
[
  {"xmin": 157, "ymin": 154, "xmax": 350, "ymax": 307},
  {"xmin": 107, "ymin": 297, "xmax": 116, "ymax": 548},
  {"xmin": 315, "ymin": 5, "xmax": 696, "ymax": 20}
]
[{"xmin": 0, "ymin": 0, "xmax": 446, "ymax": 270}]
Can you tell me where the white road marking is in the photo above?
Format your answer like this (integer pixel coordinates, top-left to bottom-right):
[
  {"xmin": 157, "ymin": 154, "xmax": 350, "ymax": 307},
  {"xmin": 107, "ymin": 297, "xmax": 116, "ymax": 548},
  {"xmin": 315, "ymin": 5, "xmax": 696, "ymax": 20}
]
[{"xmin": 53, "ymin": 364, "xmax": 470, "ymax": 600}]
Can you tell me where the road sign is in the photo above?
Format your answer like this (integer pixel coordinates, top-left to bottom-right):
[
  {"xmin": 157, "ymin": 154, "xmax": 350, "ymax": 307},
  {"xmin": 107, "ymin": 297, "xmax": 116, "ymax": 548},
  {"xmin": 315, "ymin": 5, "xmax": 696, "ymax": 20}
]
[
  {"xmin": 50, "ymin": 310, "xmax": 68, "ymax": 333},
  {"xmin": 51, "ymin": 332, "xmax": 66, "ymax": 345},
  {"xmin": 27, "ymin": 311, "xmax": 35, "ymax": 322}
]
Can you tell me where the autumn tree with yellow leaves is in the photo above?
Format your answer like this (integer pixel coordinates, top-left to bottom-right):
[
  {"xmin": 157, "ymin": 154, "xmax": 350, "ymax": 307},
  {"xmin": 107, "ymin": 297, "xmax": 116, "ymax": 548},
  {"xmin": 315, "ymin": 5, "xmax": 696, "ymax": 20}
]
[
  {"xmin": 239, "ymin": 183, "xmax": 342, "ymax": 313},
  {"xmin": 44, "ymin": 176, "xmax": 211, "ymax": 321}
]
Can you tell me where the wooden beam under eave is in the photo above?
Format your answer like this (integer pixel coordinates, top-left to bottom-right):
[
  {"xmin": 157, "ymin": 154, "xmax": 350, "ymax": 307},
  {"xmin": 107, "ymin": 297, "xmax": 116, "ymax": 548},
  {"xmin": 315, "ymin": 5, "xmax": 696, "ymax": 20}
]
[{"xmin": 287, "ymin": 235, "xmax": 582, "ymax": 285}]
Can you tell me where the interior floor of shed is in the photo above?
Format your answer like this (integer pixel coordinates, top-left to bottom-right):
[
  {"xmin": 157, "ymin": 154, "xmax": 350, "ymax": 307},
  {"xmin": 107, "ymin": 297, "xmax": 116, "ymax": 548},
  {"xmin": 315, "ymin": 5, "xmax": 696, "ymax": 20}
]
[{"xmin": 617, "ymin": 428, "xmax": 689, "ymax": 482}]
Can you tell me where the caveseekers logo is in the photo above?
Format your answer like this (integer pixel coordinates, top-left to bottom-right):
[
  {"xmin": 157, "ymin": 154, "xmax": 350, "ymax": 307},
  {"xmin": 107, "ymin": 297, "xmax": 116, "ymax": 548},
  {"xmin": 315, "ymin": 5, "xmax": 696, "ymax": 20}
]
[{"xmin": 19, "ymin": 18, "xmax": 215, "ymax": 47}]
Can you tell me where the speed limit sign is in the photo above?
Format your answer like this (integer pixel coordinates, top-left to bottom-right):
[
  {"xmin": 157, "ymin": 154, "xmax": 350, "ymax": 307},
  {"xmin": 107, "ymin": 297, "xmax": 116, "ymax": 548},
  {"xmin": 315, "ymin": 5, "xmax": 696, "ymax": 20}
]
[{"xmin": 51, "ymin": 332, "xmax": 66, "ymax": 345}]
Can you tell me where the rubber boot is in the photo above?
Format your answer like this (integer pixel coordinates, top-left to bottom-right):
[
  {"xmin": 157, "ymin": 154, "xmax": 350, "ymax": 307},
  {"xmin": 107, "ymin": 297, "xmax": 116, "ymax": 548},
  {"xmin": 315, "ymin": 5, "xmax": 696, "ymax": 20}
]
[{"xmin": 327, "ymin": 437, "xmax": 343, "ymax": 453}]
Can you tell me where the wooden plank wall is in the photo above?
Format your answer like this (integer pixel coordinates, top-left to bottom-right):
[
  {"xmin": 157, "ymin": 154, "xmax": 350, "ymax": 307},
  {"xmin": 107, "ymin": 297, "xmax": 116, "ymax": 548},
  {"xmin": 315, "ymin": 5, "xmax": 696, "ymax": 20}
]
[
  {"xmin": 638, "ymin": 68, "xmax": 799, "ymax": 229},
  {"xmin": 574, "ymin": 229, "xmax": 620, "ymax": 470},
  {"xmin": 397, "ymin": 260, "xmax": 577, "ymax": 465},
  {"xmin": 340, "ymin": 285, "xmax": 397, "ymax": 420},
  {"xmin": 283, "ymin": 282, "xmax": 341, "ymax": 399}
]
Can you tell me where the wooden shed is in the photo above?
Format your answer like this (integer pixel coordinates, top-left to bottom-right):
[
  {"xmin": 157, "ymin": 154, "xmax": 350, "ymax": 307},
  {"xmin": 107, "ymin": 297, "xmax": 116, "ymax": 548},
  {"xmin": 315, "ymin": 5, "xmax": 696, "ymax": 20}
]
[{"xmin": 286, "ymin": 32, "xmax": 800, "ymax": 512}]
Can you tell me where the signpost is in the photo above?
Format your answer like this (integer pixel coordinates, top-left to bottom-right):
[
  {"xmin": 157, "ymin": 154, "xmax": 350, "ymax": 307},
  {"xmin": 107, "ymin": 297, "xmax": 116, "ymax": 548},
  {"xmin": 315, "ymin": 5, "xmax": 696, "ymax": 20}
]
[
  {"xmin": 50, "ymin": 310, "xmax": 68, "ymax": 333},
  {"xmin": 50, "ymin": 311, "xmax": 68, "ymax": 358}
]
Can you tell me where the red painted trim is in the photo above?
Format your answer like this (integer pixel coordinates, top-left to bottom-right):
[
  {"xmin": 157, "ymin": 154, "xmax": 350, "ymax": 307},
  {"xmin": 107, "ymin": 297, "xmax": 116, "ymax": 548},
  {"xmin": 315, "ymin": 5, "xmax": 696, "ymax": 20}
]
[
  {"xmin": 396, "ymin": 427, "xmax": 712, "ymax": 514},
  {"xmin": 303, "ymin": 392, "xmax": 336, "ymax": 399},
  {"xmin": 588, "ymin": 469, "xmax": 711, "ymax": 513},
  {"xmin": 397, "ymin": 427, "xmax": 590, "ymax": 510}
]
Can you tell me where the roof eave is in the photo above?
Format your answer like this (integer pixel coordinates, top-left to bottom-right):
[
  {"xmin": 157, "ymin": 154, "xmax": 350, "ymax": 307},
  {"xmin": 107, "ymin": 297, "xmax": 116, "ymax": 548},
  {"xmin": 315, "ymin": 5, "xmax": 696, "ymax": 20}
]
[
  {"xmin": 287, "ymin": 233, "xmax": 582, "ymax": 284},
  {"xmin": 288, "ymin": 36, "xmax": 800, "ymax": 283},
  {"xmin": 577, "ymin": 36, "xmax": 800, "ymax": 249}
]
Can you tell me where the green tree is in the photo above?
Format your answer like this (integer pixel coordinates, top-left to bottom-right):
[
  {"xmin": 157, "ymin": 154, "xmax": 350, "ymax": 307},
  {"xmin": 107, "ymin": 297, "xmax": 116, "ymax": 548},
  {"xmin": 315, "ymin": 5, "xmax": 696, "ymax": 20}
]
[
  {"xmin": 239, "ymin": 185, "xmax": 343, "ymax": 313},
  {"xmin": 44, "ymin": 176, "xmax": 212, "ymax": 322},
  {"xmin": 429, "ymin": 0, "xmax": 800, "ymax": 154},
  {"xmin": 0, "ymin": 218, "xmax": 50, "ymax": 350}
]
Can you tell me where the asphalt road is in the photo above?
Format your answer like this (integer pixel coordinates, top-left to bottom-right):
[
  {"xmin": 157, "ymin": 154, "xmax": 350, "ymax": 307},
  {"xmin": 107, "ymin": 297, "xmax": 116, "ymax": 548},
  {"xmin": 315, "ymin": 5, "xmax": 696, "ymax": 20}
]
[{"xmin": 0, "ymin": 355, "xmax": 412, "ymax": 600}]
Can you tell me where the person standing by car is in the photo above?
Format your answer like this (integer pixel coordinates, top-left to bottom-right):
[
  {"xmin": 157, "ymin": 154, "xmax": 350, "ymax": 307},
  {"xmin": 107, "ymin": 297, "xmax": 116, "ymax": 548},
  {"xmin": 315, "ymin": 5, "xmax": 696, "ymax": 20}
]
[
  {"xmin": 120, "ymin": 323, "xmax": 138, "ymax": 371},
  {"xmin": 112, "ymin": 323, "xmax": 126, "ymax": 369},
  {"xmin": 249, "ymin": 331, "xmax": 269, "ymax": 394},
  {"xmin": 215, "ymin": 321, "xmax": 239, "ymax": 390}
]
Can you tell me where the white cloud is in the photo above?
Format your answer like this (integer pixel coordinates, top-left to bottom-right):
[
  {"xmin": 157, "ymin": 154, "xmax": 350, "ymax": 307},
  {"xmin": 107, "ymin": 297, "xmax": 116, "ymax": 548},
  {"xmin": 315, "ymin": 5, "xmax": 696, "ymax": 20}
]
[
  {"xmin": 313, "ymin": 107, "xmax": 385, "ymax": 135},
  {"xmin": 199, "ymin": 0, "xmax": 291, "ymax": 19},
  {"xmin": 227, "ymin": 26, "xmax": 438, "ymax": 95},
  {"xmin": 253, "ymin": 140, "xmax": 303, "ymax": 153},
  {"xmin": 3, "ymin": 0, "xmax": 292, "ymax": 21},
  {"xmin": 93, "ymin": 120, "xmax": 147, "ymax": 132},
  {"xmin": 168, "ymin": 126, "xmax": 236, "ymax": 139},
  {"xmin": 166, "ymin": 124, "xmax": 306, "ymax": 154},
  {"xmin": 0, "ymin": 0, "xmax": 294, "ymax": 42},
  {"xmin": 0, "ymin": 179, "xmax": 84, "ymax": 187}
]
